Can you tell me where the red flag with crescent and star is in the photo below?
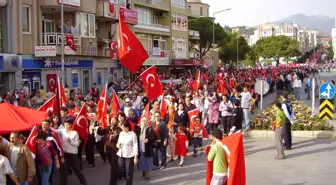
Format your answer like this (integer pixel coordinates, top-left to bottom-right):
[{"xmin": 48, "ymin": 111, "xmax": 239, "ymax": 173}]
[
  {"xmin": 72, "ymin": 104, "xmax": 89, "ymax": 146},
  {"xmin": 110, "ymin": 90, "xmax": 120, "ymax": 118},
  {"xmin": 193, "ymin": 71, "xmax": 201, "ymax": 91},
  {"xmin": 118, "ymin": 8, "xmax": 149, "ymax": 73},
  {"xmin": 97, "ymin": 84, "xmax": 109, "ymax": 128},
  {"xmin": 218, "ymin": 76, "xmax": 227, "ymax": 95},
  {"xmin": 38, "ymin": 95, "xmax": 57, "ymax": 114},
  {"xmin": 205, "ymin": 132, "xmax": 246, "ymax": 185},
  {"xmin": 65, "ymin": 35, "xmax": 76, "ymax": 51},
  {"xmin": 25, "ymin": 126, "xmax": 37, "ymax": 159},
  {"xmin": 139, "ymin": 66, "xmax": 163, "ymax": 101},
  {"xmin": 187, "ymin": 109, "xmax": 208, "ymax": 138},
  {"xmin": 160, "ymin": 95, "xmax": 168, "ymax": 118}
]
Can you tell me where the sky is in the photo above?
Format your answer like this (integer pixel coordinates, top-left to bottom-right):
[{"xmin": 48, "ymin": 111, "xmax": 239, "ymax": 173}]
[{"xmin": 202, "ymin": 0, "xmax": 336, "ymax": 27}]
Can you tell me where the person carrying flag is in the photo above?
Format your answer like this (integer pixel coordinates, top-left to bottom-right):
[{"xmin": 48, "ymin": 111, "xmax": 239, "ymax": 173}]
[{"xmin": 207, "ymin": 129, "xmax": 228, "ymax": 185}]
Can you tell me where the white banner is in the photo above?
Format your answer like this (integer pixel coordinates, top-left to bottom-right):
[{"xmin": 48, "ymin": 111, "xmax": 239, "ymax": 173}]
[
  {"xmin": 59, "ymin": 0, "xmax": 80, "ymax": 7},
  {"xmin": 34, "ymin": 46, "xmax": 56, "ymax": 57}
]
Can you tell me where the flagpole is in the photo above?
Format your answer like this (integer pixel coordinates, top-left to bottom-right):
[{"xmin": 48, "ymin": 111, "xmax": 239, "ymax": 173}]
[{"xmin": 61, "ymin": 0, "xmax": 65, "ymax": 86}]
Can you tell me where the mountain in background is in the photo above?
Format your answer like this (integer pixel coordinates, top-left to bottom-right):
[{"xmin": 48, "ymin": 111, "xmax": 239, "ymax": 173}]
[{"xmin": 272, "ymin": 14, "xmax": 335, "ymax": 33}]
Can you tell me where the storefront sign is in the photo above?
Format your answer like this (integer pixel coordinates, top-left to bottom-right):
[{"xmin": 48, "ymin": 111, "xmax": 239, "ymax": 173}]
[
  {"xmin": 22, "ymin": 58, "xmax": 93, "ymax": 69},
  {"xmin": 143, "ymin": 58, "xmax": 169, "ymax": 66},
  {"xmin": 120, "ymin": 7, "xmax": 138, "ymax": 25},
  {"xmin": 171, "ymin": 59, "xmax": 202, "ymax": 66},
  {"xmin": 34, "ymin": 46, "xmax": 57, "ymax": 57},
  {"xmin": 83, "ymin": 47, "xmax": 97, "ymax": 56},
  {"xmin": 59, "ymin": 0, "xmax": 80, "ymax": 7},
  {"xmin": 64, "ymin": 46, "xmax": 76, "ymax": 55}
]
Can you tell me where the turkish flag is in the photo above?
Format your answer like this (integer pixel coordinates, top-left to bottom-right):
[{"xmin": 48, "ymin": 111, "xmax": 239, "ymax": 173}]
[
  {"xmin": 109, "ymin": 2, "xmax": 114, "ymax": 13},
  {"xmin": 205, "ymin": 146, "xmax": 213, "ymax": 185},
  {"xmin": 140, "ymin": 103, "xmax": 151, "ymax": 126},
  {"xmin": 50, "ymin": 131, "xmax": 64, "ymax": 156},
  {"xmin": 72, "ymin": 104, "xmax": 89, "ymax": 146},
  {"xmin": 25, "ymin": 126, "xmax": 37, "ymax": 159},
  {"xmin": 205, "ymin": 133, "xmax": 246, "ymax": 185},
  {"xmin": 65, "ymin": 35, "xmax": 76, "ymax": 51},
  {"xmin": 160, "ymin": 95, "xmax": 168, "ymax": 118},
  {"xmin": 188, "ymin": 109, "xmax": 208, "ymax": 138},
  {"xmin": 38, "ymin": 95, "xmax": 57, "ymax": 114},
  {"xmin": 56, "ymin": 78, "xmax": 67, "ymax": 108},
  {"xmin": 110, "ymin": 90, "xmax": 120, "ymax": 118},
  {"xmin": 97, "ymin": 84, "xmax": 109, "ymax": 128},
  {"xmin": 218, "ymin": 77, "xmax": 227, "ymax": 95},
  {"xmin": 118, "ymin": 9, "xmax": 149, "ymax": 73},
  {"xmin": 139, "ymin": 66, "xmax": 163, "ymax": 101},
  {"xmin": 193, "ymin": 71, "xmax": 201, "ymax": 91}
]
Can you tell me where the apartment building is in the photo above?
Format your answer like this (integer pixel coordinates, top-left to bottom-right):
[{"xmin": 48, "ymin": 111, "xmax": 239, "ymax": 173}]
[
  {"xmin": 332, "ymin": 25, "xmax": 336, "ymax": 59},
  {"xmin": 133, "ymin": 0, "xmax": 201, "ymax": 74},
  {"xmin": 274, "ymin": 22, "xmax": 298, "ymax": 40},
  {"xmin": 0, "ymin": 0, "xmax": 139, "ymax": 94}
]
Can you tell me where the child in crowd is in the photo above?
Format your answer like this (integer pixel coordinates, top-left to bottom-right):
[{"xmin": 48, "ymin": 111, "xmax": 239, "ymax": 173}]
[
  {"xmin": 190, "ymin": 116, "xmax": 208, "ymax": 156},
  {"xmin": 174, "ymin": 125, "xmax": 188, "ymax": 166}
]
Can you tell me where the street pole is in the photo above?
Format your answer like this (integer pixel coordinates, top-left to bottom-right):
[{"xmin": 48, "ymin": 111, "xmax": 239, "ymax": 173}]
[
  {"xmin": 237, "ymin": 35, "xmax": 239, "ymax": 66},
  {"xmin": 312, "ymin": 76, "xmax": 315, "ymax": 115},
  {"xmin": 212, "ymin": 8, "xmax": 231, "ymax": 48},
  {"xmin": 61, "ymin": 0, "xmax": 65, "ymax": 86},
  {"xmin": 260, "ymin": 80, "xmax": 263, "ymax": 110}
]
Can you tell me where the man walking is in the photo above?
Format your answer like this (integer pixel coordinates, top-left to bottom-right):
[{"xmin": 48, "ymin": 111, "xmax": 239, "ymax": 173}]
[
  {"xmin": 281, "ymin": 94, "xmax": 294, "ymax": 150},
  {"xmin": 240, "ymin": 87, "xmax": 252, "ymax": 131}
]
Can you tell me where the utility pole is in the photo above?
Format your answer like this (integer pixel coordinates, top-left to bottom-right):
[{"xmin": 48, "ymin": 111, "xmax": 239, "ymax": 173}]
[{"xmin": 61, "ymin": 0, "xmax": 65, "ymax": 86}]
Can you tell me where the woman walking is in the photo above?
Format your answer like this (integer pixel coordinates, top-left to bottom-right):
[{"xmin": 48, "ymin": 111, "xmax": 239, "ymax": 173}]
[
  {"xmin": 117, "ymin": 122, "xmax": 138, "ymax": 185},
  {"xmin": 138, "ymin": 117, "xmax": 157, "ymax": 180},
  {"xmin": 208, "ymin": 96, "xmax": 220, "ymax": 134}
]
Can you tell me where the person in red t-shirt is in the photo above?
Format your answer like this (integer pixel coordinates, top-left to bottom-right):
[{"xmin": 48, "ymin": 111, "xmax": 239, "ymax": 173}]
[{"xmin": 174, "ymin": 125, "xmax": 188, "ymax": 167}]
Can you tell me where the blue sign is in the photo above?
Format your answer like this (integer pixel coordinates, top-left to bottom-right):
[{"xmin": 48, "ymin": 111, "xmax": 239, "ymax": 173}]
[
  {"xmin": 72, "ymin": 73, "xmax": 79, "ymax": 88},
  {"xmin": 22, "ymin": 58, "xmax": 93, "ymax": 69},
  {"xmin": 0, "ymin": 56, "xmax": 4, "ymax": 70},
  {"xmin": 319, "ymin": 82, "xmax": 336, "ymax": 99}
]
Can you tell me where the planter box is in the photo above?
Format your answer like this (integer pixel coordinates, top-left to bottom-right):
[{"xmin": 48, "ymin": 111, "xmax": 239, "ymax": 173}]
[{"xmin": 244, "ymin": 130, "xmax": 335, "ymax": 139}]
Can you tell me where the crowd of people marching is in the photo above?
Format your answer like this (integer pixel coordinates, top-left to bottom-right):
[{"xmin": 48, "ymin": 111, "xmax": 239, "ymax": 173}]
[{"xmin": 0, "ymin": 66, "xmax": 325, "ymax": 185}]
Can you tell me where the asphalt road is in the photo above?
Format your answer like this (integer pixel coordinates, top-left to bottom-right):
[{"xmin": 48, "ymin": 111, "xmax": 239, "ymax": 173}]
[
  {"xmin": 53, "ymin": 137, "xmax": 336, "ymax": 185},
  {"xmin": 51, "ymin": 72, "xmax": 336, "ymax": 185}
]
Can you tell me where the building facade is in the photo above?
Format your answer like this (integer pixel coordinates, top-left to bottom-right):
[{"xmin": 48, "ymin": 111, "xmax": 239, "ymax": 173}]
[{"xmin": 0, "ymin": 0, "xmax": 203, "ymax": 94}]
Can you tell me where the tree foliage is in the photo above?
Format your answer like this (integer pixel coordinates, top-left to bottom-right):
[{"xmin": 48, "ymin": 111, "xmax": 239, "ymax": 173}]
[
  {"xmin": 254, "ymin": 35, "xmax": 301, "ymax": 65},
  {"xmin": 218, "ymin": 32, "xmax": 250, "ymax": 65},
  {"xmin": 328, "ymin": 40, "xmax": 334, "ymax": 60},
  {"xmin": 188, "ymin": 17, "xmax": 228, "ymax": 59}
]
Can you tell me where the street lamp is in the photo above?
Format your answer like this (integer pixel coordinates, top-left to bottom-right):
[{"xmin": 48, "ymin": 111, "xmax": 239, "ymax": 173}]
[{"xmin": 212, "ymin": 8, "xmax": 231, "ymax": 47}]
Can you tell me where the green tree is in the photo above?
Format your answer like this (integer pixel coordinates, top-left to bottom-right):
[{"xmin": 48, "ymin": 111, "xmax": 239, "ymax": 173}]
[
  {"xmin": 188, "ymin": 17, "xmax": 228, "ymax": 60},
  {"xmin": 328, "ymin": 40, "xmax": 334, "ymax": 60},
  {"xmin": 218, "ymin": 32, "xmax": 250, "ymax": 65},
  {"xmin": 254, "ymin": 35, "xmax": 301, "ymax": 65},
  {"xmin": 243, "ymin": 46, "xmax": 258, "ymax": 67}
]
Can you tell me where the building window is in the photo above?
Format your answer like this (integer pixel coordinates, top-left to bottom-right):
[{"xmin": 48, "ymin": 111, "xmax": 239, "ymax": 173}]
[
  {"xmin": 22, "ymin": 6, "xmax": 30, "ymax": 33},
  {"xmin": 200, "ymin": 7, "xmax": 203, "ymax": 16},
  {"xmin": 171, "ymin": 13, "xmax": 187, "ymax": 31},
  {"xmin": 171, "ymin": 0, "xmax": 186, "ymax": 9},
  {"xmin": 77, "ymin": 13, "xmax": 95, "ymax": 38},
  {"xmin": 172, "ymin": 37, "xmax": 187, "ymax": 51},
  {"xmin": 136, "ymin": 7, "xmax": 151, "ymax": 25},
  {"xmin": 136, "ymin": 34, "xmax": 152, "ymax": 53}
]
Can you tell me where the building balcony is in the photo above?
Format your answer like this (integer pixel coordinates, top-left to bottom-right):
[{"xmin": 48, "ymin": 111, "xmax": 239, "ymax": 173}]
[
  {"xmin": 134, "ymin": 0, "xmax": 170, "ymax": 12},
  {"xmin": 189, "ymin": 30, "xmax": 200, "ymax": 39},
  {"xmin": 143, "ymin": 49, "xmax": 170, "ymax": 66},
  {"xmin": 134, "ymin": 23, "xmax": 171, "ymax": 36},
  {"xmin": 173, "ymin": 50, "xmax": 188, "ymax": 59},
  {"xmin": 96, "ymin": 0, "xmax": 119, "ymax": 21},
  {"xmin": 39, "ymin": 0, "xmax": 81, "ymax": 10},
  {"xmin": 188, "ymin": 8, "xmax": 199, "ymax": 18},
  {"xmin": 146, "ymin": 49, "xmax": 170, "ymax": 58},
  {"xmin": 41, "ymin": 33, "xmax": 81, "ymax": 55}
]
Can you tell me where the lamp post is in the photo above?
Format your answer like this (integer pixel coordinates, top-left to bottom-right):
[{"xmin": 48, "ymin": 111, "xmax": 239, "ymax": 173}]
[
  {"xmin": 212, "ymin": 8, "xmax": 231, "ymax": 47},
  {"xmin": 61, "ymin": 0, "xmax": 65, "ymax": 86}
]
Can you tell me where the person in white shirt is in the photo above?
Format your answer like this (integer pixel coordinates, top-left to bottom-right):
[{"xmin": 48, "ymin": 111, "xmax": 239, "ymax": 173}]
[
  {"xmin": 293, "ymin": 76, "xmax": 302, "ymax": 100},
  {"xmin": 0, "ymin": 154, "xmax": 20, "ymax": 185},
  {"xmin": 52, "ymin": 117, "xmax": 87, "ymax": 185},
  {"xmin": 202, "ymin": 91, "xmax": 210, "ymax": 127},
  {"xmin": 240, "ymin": 87, "xmax": 252, "ymax": 131},
  {"xmin": 70, "ymin": 22, "xmax": 78, "ymax": 35},
  {"xmin": 117, "ymin": 121, "xmax": 138, "ymax": 185}
]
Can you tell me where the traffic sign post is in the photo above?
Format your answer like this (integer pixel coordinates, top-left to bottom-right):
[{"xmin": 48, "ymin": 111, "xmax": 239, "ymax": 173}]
[
  {"xmin": 319, "ymin": 83, "xmax": 335, "ymax": 99},
  {"xmin": 319, "ymin": 99, "xmax": 334, "ymax": 120},
  {"xmin": 319, "ymin": 82, "xmax": 335, "ymax": 120},
  {"xmin": 255, "ymin": 80, "xmax": 270, "ymax": 110}
]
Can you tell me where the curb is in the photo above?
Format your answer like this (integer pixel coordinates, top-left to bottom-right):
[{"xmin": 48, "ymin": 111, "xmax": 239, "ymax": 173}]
[{"xmin": 243, "ymin": 130, "xmax": 336, "ymax": 139}]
